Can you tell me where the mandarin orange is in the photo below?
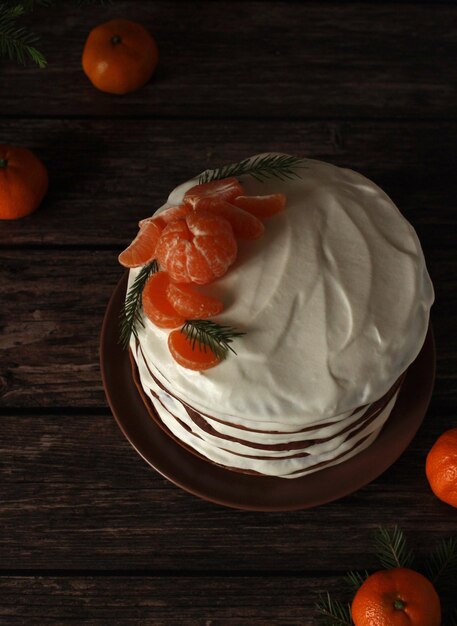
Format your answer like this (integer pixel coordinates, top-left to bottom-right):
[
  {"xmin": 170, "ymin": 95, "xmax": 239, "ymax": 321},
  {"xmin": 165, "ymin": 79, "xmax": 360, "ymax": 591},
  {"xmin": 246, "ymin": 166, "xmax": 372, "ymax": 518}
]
[
  {"xmin": 426, "ymin": 428, "xmax": 457, "ymax": 507},
  {"xmin": 142, "ymin": 271, "xmax": 185, "ymax": 329},
  {"xmin": 0, "ymin": 145, "xmax": 48, "ymax": 220},
  {"xmin": 192, "ymin": 197, "xmax": 264, "ymax": 240},
  {"xmin": 351, "ymin": 568, "xmax": 441, "ymax": 626},
  {"xmin": 155, "ymin": 212, "xmax": 237, "ymax": 284},
  {"xmin": 168, "ymin": 329, "xmax": 221, "ymax": 370},
  {"xmin": 183, "ymin": 177, "xmax": 245, "ymax": 209},
  {"xmin": 119, "ymin": 219, "xmax": 163, "ymax": 268},
  {"xmin": 166, "ymin": 283, "xmax": 224, "ymax": 318},
  {"xmin": 232, "ymin": 193, "xmax": 286, "ymax": 219},
  {"xmin": 82, "ymin": 19, "xmax": 158, "ymax": 94}
]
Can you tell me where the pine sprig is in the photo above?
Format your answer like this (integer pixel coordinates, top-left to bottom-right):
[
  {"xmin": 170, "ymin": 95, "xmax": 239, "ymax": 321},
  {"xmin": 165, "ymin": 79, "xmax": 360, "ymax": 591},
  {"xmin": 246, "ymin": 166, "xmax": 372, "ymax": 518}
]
[
  {"xmin": 343, "ymin": 570, "xmax": 369, "ymax": 593},
  {"xmin": 0, "ymin": 0, "xmax": 112, "ymax": 66},
  {"xmin": 0, "ymin": 4, "xmax": 46, "ymax": 67},
  {"xmin": 374, "ymin": 526, "xmax": 415, "ymax": 570},
  {"xmin": 181, "ymin": 319, "xmax": 245, "ymax": 360},
  {"xmin": 315, "ymin": 592, "xmax": 352, "ymax": 626},
  {"xmin": 198, "ymin": 154, "xmax": 307, "ymax": 184},
  {"xmin": 425, "ymin": 537, "xmax": 457, "ymax": 587},
  {"xmin": 119, "ymin": 260, "xmax": 158, "ymax": 349}
]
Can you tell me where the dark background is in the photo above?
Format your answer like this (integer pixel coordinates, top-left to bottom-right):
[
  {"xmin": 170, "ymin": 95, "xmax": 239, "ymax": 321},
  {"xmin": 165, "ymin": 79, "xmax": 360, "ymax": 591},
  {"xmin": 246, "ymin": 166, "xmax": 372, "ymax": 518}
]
[{"xmin": 0, "ymin": 1, "xmax": 456, "ymax": 623}]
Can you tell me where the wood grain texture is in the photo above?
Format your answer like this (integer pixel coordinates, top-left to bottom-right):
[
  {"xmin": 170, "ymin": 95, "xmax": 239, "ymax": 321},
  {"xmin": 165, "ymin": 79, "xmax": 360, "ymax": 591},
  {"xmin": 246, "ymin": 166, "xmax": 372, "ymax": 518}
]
[
  {"xmin": 0, "ymin": 2, "xmax": 456, "ymax": 119},
  {"xmin": 0, "ymin": 409, "xmax": 456, "ymax": 571},
  {"xmin": 1, "ymin": 0, "xmax": 456, "ymax": 618},
  {"xmin": 0, "ymin": 248, "xmax": 454, "ymax": 408},
  {"xmin": 1, "ymin": 574, "xmax": 453, "ymax": 625},
  {"xmin": 0, "ymin": 119, "xmax": 456, "ymax": 247},
  {"xmin": 0, "ymin": 576, "xmax": 341, "ymax": 625}
]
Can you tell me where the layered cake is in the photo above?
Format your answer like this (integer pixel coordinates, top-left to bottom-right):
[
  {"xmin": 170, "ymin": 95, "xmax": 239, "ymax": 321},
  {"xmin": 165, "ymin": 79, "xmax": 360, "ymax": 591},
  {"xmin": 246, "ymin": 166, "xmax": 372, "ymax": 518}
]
[{"xmin": 121, "ymin": 155, "xmax": 434, "ymax": 478}]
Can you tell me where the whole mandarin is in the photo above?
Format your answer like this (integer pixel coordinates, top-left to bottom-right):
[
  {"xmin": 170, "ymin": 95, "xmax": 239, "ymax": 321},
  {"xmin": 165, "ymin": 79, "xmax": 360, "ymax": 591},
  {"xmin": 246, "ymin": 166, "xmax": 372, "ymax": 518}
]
[
  {"xmin": 426, "ymin": 428, "xmax": 457, "ymax": 507},
  {"xmin": 0, "ymin": 144, "xmax": 48, "ymax": 220},
  {"xmin": 351, "ymin": 568, "xmax": 441, "ymax": 626},
  {"xmin": 82, "ymin": 19, "xmax": 158, "ymax": 94}
]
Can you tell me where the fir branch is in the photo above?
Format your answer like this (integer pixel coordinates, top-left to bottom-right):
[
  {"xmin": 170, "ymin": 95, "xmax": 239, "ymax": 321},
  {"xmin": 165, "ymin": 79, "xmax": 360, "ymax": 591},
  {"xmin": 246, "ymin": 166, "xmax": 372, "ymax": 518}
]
[
  {"xmin": 0, "ymin": 3, "xmax": 46, "ymax": 67},
  {"xmin": 198, "ymin": 154, "xmax": 307, "ymax": 184},
  {"xmin": 119, "ymin": 260, "xmax": 158, "ymax": 349},
  {"xmin": 343, "ymin": 570, "xmax": 369, "ymax": 593},
  {"xmin": 425, "ymin": 536, "xmax": 457, "ymax": 588},
  {"xmin": 315, "ymin": 592, "xmax": 353, "ymax": 626},
  {"xmin": 0, "ymin": 0, "xmax": 112, "ymax": 67},
  {"xmin": 181, "ymin": 319, "xmax": 245, "ymax": 360},
  {"xmin": 374, "ymin": 526, "xmax": 414, "ymax": 570}
]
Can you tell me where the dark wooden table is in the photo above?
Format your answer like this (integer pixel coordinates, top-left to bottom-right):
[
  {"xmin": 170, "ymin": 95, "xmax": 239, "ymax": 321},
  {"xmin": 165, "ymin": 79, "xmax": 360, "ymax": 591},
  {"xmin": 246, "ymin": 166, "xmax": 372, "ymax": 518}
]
[{"xmin": 1, "ymin": 1, "xmax": 456, "ymax": 623}]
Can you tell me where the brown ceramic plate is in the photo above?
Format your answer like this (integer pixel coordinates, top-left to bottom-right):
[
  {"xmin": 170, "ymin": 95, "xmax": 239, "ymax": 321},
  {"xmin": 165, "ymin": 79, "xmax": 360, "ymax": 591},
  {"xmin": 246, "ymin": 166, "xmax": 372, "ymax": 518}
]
[{"xmin": 100, "ymin": 273, "xmax": 436, "ymax": 511}]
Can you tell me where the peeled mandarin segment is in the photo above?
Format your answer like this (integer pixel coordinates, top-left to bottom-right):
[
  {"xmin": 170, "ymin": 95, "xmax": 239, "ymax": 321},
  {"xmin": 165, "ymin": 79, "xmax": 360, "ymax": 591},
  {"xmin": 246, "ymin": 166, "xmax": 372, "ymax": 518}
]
[
  {"xmin": 168, "ymin": 329, "xmax": 221, "ymax": 370},
  {"xmin": 155, "ymin": 213, "xmax": 237, "ymax": 285},
  {"xmin": 166, "ymin": 283, "xmax": 224, "ymax": 318},
  {"xmin": 118, "ymin": 219, "xmax": 163, "ymax": 268},
  {"xmin": 139, "ymin": 204, "xmax": 190, "ymax": 229},
  {"xmin": 184, "ymin": 245, "xmax": 216, "ymax": 285},
  {"xmin": 155, "ymin": 220, "xmax": 191, "ymax": 270},
  {"xmin": 183, "ymin": 177, "xmax": 245, "ymax": 209},
  {"xmin": 232, "ymin": 193, "xmax": 286, "ymax": 219},
  {"xmin": 142, "ymin": 271, "xmax": 185, "ymax": 328},
  {"xmin": 186, "ymin": 210, "xmax": 237, "ymax": 278},
  {"xmin": 192, "ymin": 197, "xmax": 264, "ymax": 240}
]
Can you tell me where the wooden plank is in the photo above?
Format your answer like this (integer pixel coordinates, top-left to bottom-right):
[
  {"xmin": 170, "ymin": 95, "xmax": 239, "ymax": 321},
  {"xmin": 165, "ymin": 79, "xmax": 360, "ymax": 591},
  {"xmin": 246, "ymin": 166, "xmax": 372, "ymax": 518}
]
[
  {"xmin": 0, "ymin": 410, "xmax": 456, "ymax": 571},
  {"xmin": 0, "ymin": 574, "xmax": 453, "ymax": 625},
  {"xmin": 0, "ymin": 576, "xmax": 342, "ymax": 625},
  {"xmin": 0, "ymin": 248, "xmax": 455, "ymax": 408},
  {"xmin": 1, "ymin": 2, "xmax": 456, "ymax": 119},
  {"xmin": 0, "ymin": 119, "xmax": 456, "ymax": 248}
]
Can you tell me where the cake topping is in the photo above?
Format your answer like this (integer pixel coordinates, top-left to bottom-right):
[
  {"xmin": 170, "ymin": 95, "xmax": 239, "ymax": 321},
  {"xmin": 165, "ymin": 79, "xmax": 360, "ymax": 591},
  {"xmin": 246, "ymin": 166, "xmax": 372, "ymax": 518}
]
[
  {"xmin": 168, "ymin": 328, "xmax": 222, "ymax": 371},
  {"xmin": 142, "ymin": 271, "xmax": 185, "ymax": 329},
  {"xmin": 188, "ymin": 197, "xmax": 265, "ymax": 240},
  {"xmin": 166, "ymin": 283, "xmax": 224, "ymax": 319},
  {"xmin": 232, "ymin": 193, "xmax": 286, "ymax": 219},
  {"xmin": 119, "ymin": 155, "xmax": 310, "ymax": 368},
  {"xmin": 118, "ymin": 219, "xmax": 162, "ymax": 268},
  {"xmin": 155, "ymin": 210, "xmax": 238, "ymax": 285},
  {"xmin": 183, "ymin": 177, "xmax": 245, "ymax": 208}
]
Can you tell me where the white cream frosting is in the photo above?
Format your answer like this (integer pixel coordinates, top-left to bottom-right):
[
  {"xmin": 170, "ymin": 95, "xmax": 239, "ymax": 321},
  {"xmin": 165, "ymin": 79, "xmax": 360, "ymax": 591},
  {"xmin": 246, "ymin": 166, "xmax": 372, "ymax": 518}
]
[
  {"xmin": 132, "ymin": 339, "xmax": 399, "ymax": 478},
  {"xmin": 129, "ymin": 156, "xmax": 434, "ymax": 431}
]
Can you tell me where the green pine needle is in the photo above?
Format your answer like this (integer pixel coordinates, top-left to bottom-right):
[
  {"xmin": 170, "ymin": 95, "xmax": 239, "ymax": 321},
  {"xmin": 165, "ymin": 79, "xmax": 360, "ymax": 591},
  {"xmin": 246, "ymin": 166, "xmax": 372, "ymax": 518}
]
[
  {"xmin": 0, "ymin": 0, "xmax": 112, "ymax": 67},
  {"xmin": 119, "ymin": 260, "xmax": 158, "ymax": 350},
  {"xmin": 343, "ymin": 570, "xmax": 369, "ymax": 593},
  {"xmin": 374, "ymin": 526, "xmax": 414, "ymax": 570},
  {"xmin": 0, "ymin": 3, "xmax": 47, "ymax": 67},
  {"xmin": 315, "ymin": 592, "xmax": 353, "ymax": 626},
  {"xmin": 198, "ymin": 154, "xmax": 307, "ymax": 184},
  {"xmin": 425, "ymin": 536, "xmax": 457, "ymax": 587},
  {"xmin": 181, "ymin": 319, "xmax": 245, "ymax": 360}
]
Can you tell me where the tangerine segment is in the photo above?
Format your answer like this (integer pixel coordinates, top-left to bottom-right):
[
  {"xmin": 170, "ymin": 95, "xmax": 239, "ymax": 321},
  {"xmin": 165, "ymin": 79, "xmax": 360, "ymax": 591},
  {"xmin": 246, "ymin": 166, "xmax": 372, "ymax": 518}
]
[
  {"xmin": 232, "ymin": 193, "xmax": 286, "ymax": 219},
  {"xmin": 139, "ymin": 204, "xmax": 190, "ymax": 229},
  {"xmin": 168, "ymin": 329, "xmax": 221, "ymax": 370},
  {"xmin": 119, "ymin": 219, "xmax": 163, "ymax": 268},
  {"xmin": 192, "ymin": 197, "xmax": 264, "ymax": 240},
  {"xmin": 142, "ymin": 271, "xmax": 185, "ymax": 328},
  {"xmin": 184, "ymin": 177, "xmax": 245, "ymax": 209},
  {"xmin": 167, "ymin": 283, "xmax": 224, "ymax": 318},
  {"xmin": 155, "ymin": 213, "xmax": 237, "ymax": 285}
]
